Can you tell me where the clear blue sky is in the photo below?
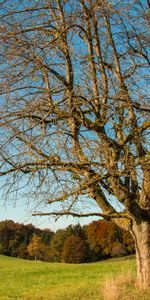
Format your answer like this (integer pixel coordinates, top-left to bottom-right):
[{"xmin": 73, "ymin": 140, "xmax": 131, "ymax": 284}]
[
  {"xmin": 0, "ymin": 0, "xmax": 100, "ymax": 232},
  {"xmin": 0, "ymin": 201, "xmax": 99, "ymax": 231}
]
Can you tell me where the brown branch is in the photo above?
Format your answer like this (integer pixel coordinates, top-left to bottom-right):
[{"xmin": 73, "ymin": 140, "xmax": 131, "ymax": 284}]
[{"xmin": 32, "ymin": 210, "xmax": 130, "ymax": 221}]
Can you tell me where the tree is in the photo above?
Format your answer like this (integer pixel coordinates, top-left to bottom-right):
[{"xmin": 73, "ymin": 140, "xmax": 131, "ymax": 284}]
[
  {"xmin": 0, "ymin": 220, "xmax": 30, "ymax": 257},
  {"xmin": 0, "ymin": 220, "xmax": 54, "ymax": 260},
  {"xmin": 18, "ymin": 243, "xmax": 28, "ymax": 259},
  {"xmin": 0, "ymin": 220, "xmax": 14, "ymax": 256},
  {"xmin": 66, "ymin": 224, "xmax": 85, "ymax": 239},
  {"xmin": 49, "ymin": 224, "xmax": 89, "ymax": 262},
  {"xmin": 49, "ymin": 229, "xmax": 68, "ymax": 262},
  {"xmin": 0, "ymin": 0, "xmax": 149, "ymax": 287},
  {"xmin": 28, "ymin": 235, "xmax": 47, "ymax": 261},
  {"xmin": 85, "ymin": 220, "xmax": 133, "ymax": 258},
  {"xmin": 61, "ymin": 235, "xmax": 88, "ymax": 263}
]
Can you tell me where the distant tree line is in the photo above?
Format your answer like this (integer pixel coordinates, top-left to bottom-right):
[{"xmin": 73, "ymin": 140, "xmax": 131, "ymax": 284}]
[{"xmin": 0, "ymin": 220, "xmax": 135, "ymax": 263}]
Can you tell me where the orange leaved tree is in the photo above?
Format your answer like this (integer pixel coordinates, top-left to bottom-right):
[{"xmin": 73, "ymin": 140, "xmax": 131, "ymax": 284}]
[{"xmin": 28, "ymin": 235, "xmax": 47, "ymax": 261}]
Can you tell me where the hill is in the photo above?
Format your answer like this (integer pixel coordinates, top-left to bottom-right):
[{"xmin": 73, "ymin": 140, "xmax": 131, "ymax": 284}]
[{"xmin": 0, "ymin": 255, "xmax": 149, "ymax": 300}]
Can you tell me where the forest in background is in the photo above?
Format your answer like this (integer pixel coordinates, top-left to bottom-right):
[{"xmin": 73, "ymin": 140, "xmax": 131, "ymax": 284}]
[{"xmin": 0, "ymin": 219, "xmax": 135, "ymax": 263}]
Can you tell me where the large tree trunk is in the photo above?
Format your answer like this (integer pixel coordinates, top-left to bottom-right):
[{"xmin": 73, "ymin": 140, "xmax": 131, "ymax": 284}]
[{"xmin": 132, "ymin": 221, "xmax": 150, "ymax": 288}]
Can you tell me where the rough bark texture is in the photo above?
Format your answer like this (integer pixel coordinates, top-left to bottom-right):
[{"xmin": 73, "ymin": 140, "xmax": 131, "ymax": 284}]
[{"xmin": 132, "ymin": 221, "xmax": 150, "ymax": 288}]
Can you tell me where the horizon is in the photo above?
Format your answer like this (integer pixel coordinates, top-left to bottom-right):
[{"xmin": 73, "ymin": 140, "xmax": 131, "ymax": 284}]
[{"xmin": 0, "ymin": 203, "xmax": 99, "ymax": 231}]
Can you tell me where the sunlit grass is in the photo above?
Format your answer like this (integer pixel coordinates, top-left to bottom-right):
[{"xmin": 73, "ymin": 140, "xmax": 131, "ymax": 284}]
[{"xmin": 0, "ymin": 255, "xmax": 149, "ymax": 300}]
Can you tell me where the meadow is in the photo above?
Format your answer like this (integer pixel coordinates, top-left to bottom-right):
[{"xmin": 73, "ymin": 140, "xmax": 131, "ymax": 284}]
[{"xmin": 0, "ymin": 255, "xmax": 149, "ymax": 300}]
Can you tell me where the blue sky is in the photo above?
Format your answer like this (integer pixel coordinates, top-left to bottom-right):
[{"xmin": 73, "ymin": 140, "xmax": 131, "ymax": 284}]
[
  {"xmin": 0, "ymin": 205, "xmax": 99, "ymax": 231},
  {"xmin": 0, "ymin": 200, "xmax": 99, "ymax": 231},
  {"xmin": 0, "ymin": 0, "xmax": 149, "ymax": 232}
]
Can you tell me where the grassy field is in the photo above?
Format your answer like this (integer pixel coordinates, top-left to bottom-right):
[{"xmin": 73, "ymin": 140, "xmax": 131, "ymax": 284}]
[{"xmin": 0, "ymin": 255, "xmax": 149, "ymax": 300}]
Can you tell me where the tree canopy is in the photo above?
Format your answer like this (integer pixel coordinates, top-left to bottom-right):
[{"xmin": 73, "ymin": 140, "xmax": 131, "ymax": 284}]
[{"xmin": 0, "ymin": 219, "xmax": 134, "ymax": 262}]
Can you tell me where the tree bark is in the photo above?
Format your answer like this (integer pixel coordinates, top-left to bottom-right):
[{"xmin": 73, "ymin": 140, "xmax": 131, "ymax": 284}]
[{"xmin": 132, "ymin": 221, "xmax": 150, "ymax": 288}]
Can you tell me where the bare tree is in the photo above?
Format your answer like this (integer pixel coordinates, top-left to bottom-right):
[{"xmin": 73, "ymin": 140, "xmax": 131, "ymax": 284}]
[{"xmin": 0, "ymin": 0, "xmax": 150, "ymax": 287}]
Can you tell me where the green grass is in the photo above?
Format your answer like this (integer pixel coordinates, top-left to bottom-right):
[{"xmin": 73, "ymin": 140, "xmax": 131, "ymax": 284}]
[{"xmin": 0, "ymin": 255, "xmax": 149, "ymax": 300}]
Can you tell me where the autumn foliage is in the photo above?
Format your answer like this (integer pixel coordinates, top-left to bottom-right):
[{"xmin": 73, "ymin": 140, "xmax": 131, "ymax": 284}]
[
  {"xmin": 85, "ymin": 220, "xmax": 134, "ymax": 258},
  {"xmin": 0, "ymin": 219, "xmax": 134, "ymax": 263},
  {"xmin": 0, "ymin": 220, "xmax": 53, "ymax": 260},
  {"xmin": 27, "ymin": 235, "xmax": 48, "ymax": 261},
  {"xmin": 61, "ymin": 235, "xmax": 88, "ymax": 263}
]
